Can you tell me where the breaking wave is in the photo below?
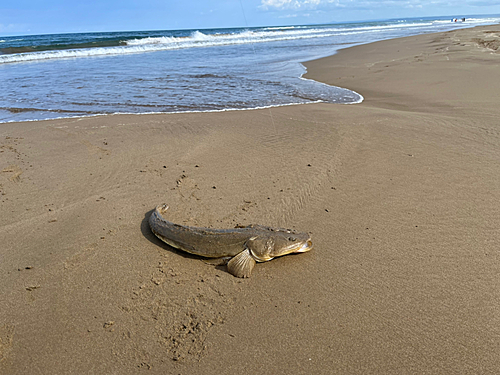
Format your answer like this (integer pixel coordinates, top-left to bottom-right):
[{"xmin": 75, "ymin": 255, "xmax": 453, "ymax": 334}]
[{"xmin": 3, "ymin": 17, "xmax": 499, "ymax": 64}]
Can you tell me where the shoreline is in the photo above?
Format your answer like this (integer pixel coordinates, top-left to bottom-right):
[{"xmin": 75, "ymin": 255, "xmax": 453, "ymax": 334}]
[
  {"xmin": 4, "ymin": 22, "xmax": 495, "ymax": 125},
  {"xmin": 0, "ymin": 59, "xmax": 365, "ymax": 125},
  {"xmin": 0, "ymin": 95, "xmax": 358, "ymax": 125},
  {"xmin": 5, "ymin": 21, "xmax": 498, "ymax": 124},
  {"xmin": 303, "ymin": 23, "xmax": 500, "ymax": 113},
  {"xmin": 1, "ymin": 24, "xmax": 500, "ymax": 374}
]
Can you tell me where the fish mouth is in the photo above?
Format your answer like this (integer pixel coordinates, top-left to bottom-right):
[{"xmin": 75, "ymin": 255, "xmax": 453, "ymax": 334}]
[
  {"xmin": 295, "ymin": 239, "xmax": 313, "ymax": 253},
  {"xmin": 281, "ymin": 239, "xmax": 313, "ymax": 256}
]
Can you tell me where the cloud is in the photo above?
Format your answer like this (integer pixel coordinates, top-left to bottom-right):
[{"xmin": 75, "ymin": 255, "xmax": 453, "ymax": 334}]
[{"xmin": 277, "ymin": 12, "xmax": 314, "ymax": 17}]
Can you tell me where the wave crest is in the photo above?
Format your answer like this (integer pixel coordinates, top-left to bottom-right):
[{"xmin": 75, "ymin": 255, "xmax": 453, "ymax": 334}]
[{"xmin": 3, "ymin": 17, "xmax": 500, "ymax": 64}]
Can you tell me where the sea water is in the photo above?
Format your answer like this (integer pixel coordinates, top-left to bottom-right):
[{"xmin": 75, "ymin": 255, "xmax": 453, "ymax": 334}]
[{"xmin": 1, "ymin": 15, "xmax": 499, "ymax": 123}]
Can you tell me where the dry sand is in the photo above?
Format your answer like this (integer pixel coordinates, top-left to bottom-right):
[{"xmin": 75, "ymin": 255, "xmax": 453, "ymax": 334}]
[{"xmin": 1, "ymin": 25, "xmax": 499, "ymax": 374}]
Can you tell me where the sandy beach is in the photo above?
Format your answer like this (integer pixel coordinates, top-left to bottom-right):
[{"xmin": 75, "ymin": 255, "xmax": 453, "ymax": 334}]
[{"xmin": 1, "ymin": 24, "xmax": 500, "ymax": 374}]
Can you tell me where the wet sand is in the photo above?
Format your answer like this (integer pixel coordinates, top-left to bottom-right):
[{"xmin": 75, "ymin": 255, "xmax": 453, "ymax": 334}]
[{"xmin": 1, "ymin": 25, "xmax": 499, "ymax": 374}]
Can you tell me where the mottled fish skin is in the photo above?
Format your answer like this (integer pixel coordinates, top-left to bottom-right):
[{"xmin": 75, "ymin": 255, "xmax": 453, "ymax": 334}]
[{"xmin": 149, "ymin": 204, "xmax": 313, "ymax": 278}]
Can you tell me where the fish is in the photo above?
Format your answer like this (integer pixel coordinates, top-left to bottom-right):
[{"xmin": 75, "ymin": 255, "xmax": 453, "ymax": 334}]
[{"xmin": 149, "ymin": 204, "xmax": 313, "ymax": 278}]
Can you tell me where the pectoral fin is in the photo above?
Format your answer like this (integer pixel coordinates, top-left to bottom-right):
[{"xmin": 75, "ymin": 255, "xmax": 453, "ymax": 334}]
[{"xmin": 227, "ymin": 249, "xmax": 256, "ymax": 278}]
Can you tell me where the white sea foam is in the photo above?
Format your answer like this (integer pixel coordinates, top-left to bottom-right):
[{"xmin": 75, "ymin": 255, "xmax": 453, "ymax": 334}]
[
  {"xmin": 0, "ymin": 45, "xmax": 166, "ymax": 63},
  {"xmin": 126, "ymin": 36, "xmax": 179, "ymax": 45},
  {"xmin": 0, "ymin": 96, "xmax": 363, "ymax": 124}
]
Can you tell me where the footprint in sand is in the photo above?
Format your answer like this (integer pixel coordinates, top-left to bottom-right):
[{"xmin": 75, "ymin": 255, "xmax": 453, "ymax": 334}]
[
  {"xmin": 1, "ymin": 165, "xmax": 23, "ymax": 183},
  {"xmin": 80, "ymin": 140, "xmax": 110, "ymax": 156},
  {"xmin": 0, "ymin": 324, "xmax": 15, "ymax": 364}
]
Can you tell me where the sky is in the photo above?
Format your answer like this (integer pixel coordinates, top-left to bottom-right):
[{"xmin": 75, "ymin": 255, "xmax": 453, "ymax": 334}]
[{"xmin": 1, "ymin": 0, "xmax": 500, "ymax": 35}]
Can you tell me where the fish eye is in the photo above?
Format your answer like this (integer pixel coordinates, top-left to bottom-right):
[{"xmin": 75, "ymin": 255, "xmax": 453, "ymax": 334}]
[{"xmin": 288, "ymin": 237, "xmax": 297, "ymax": 241}]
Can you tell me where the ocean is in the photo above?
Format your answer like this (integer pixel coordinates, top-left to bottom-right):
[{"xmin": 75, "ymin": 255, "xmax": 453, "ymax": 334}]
[{"xmin": 1, "ymin": 15, "xmax": 499, "ymax": 123}]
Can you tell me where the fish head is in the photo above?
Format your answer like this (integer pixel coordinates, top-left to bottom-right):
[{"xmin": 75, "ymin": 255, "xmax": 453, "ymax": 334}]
[{"xmin": 247, "ymin": 228, "xmax": 313, "ymax": 262}]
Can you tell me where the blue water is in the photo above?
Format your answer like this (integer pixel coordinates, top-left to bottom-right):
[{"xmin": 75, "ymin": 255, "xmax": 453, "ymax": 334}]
[{"xmin": 1, "ymin": 15, "xmax": 499, "ymax": 123}]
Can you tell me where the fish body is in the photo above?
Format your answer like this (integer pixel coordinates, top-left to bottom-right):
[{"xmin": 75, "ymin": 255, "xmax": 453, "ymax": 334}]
[{"xmin": 149, "ymin": 204, "xmax": 313, "ymax": 277}]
